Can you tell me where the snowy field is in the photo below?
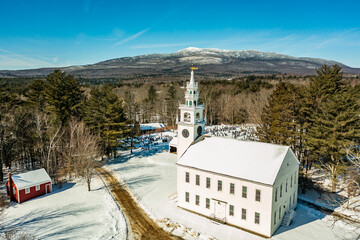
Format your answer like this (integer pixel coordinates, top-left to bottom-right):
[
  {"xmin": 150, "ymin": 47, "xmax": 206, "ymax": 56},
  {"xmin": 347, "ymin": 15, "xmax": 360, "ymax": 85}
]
[
  {"xmin": 107, "ymin": 129, "xmax": 358, "ymax": 240},
  {"xmin": 1, "ymin": 175, "xmax": 127, "ymax": 239}
]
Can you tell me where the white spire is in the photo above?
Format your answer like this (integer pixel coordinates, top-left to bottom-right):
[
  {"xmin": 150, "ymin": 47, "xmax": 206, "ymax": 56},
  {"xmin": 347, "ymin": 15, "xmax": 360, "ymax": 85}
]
[{"xmin": 190, "ymin": 70, "xmax": 195, "ymax": 85}]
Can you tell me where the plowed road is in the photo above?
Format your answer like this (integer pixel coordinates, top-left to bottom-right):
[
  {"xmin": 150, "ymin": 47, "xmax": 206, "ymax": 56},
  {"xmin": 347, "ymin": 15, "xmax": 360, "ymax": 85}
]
[{"xmin": 96, "ymin": 167, "xmax": 182, "ymax": 240}]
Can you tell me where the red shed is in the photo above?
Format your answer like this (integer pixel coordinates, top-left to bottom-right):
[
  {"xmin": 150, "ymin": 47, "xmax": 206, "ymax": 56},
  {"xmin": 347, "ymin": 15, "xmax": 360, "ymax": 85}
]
[{"xmin": 6, "ymin": 168, "xmax": 52, "ymax": 203}]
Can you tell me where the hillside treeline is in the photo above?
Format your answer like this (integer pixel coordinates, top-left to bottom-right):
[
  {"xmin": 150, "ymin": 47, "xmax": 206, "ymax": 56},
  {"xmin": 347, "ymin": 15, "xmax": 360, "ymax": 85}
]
[
  {"xmin": 0, "ymin": 70, "xmax": 130, "ymax": 190},
  {"xmin": 257, "ymin": 65, "xmax": 360, "ymax": 194}
]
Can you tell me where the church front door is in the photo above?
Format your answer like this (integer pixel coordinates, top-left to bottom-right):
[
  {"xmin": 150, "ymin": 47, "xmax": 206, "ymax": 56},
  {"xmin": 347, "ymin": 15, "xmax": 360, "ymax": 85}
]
[{"xmin": 214, "ymin": 200, "xmax": 227, "ymax": 222}]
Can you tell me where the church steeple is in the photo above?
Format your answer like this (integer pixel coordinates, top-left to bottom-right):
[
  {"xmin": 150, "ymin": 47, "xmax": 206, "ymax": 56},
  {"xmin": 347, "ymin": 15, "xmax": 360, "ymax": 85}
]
[{"xmin": 176, "ymin": 68, "xmax": 206, "ymax": 159}]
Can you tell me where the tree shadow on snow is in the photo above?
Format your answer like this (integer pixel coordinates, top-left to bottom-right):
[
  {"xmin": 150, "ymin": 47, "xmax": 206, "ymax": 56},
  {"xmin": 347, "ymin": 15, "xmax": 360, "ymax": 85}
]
[
  {"xmin": 0, "ymin": 203, "xmax": 99, "ymax": 239},
  {"xmin": 108, "ymin": 143, "xmax": 170, "ymax": 165}
]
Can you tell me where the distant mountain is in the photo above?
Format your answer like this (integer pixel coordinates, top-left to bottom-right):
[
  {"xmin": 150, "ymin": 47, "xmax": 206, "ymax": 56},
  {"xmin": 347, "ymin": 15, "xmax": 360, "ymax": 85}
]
[{"xmin": 1, "ymin": 47, "xmax": 359, "ymax": 79}]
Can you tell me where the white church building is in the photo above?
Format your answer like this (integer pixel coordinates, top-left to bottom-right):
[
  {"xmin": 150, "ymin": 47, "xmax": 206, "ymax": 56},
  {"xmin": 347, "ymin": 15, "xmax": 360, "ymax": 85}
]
[{"xmin": 174, "ymin": 69, "xmax": 300, "ymax": 238}]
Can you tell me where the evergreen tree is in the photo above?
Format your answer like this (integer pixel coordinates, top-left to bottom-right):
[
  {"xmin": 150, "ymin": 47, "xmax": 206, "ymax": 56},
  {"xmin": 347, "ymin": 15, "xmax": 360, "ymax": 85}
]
[
  {"xmin": 257, "ymin": 82, "xmax": 310, "ymax": 171},
  {"xmin": 45, "ymin": 70, "xmax": 84, "ymax": 126},
  {"xmin": 84, "ymin": 85, "xmax": 128, "ymax": 158},
  {"xmin": 306, "ymin": 65, "xmax": 360, "ymax": 192},
  {"xmin": 257, "ymin": 82, "xmax": 299, "ymax": 147},
  {"xmin": 26, "ymin": 79, "xmax": 47, "ymax": 111}
]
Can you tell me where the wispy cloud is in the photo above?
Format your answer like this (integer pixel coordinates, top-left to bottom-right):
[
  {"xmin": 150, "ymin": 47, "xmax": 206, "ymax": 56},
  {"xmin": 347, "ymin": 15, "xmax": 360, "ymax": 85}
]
[
  {"xmin": 0, "ymin": 49, "xmax": 56, "ymax": 70},
  {"xmin": 114, "ymin": 28, "xmax": 150, "ymax": 46}
]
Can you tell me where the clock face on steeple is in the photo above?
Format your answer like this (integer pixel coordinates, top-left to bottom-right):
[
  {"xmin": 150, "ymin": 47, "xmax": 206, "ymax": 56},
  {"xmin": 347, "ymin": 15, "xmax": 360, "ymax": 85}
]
[
  {"xmin": 182, "ymin": 129, "xmax": 189, "ymax": 138},
  {"xmin": 197, "ymin": 126, "xmax": 202, "ymax": 135}
]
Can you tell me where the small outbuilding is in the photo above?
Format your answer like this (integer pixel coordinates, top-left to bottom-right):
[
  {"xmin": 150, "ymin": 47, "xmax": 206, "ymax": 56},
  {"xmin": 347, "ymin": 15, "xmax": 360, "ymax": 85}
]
[{"xmin": 6, "ymin": 168, "xmax": 52, "ymax": 203}]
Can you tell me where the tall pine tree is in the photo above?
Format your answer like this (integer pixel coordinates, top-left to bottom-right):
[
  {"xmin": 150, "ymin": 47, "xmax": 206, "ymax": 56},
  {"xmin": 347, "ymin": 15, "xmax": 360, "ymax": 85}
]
[
  {"xmin": 84, "ymin": 85, "xmax": 128, "ymax": 158},
  {"xmin": 45, "ymin": 70, "xmax": 84, "ymax": 126},
  {"xmin": 306, "ymin": 65, "xmax": 360, "ymax": 192}
]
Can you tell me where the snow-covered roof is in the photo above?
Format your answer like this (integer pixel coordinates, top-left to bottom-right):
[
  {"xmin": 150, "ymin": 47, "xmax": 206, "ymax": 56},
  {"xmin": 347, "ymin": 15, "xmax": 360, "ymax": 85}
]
[
  {"xmin": 169, "ymin": 137, "xmax": 178, "ymax": 147},
  {"xmin": 140, "ymin": 123, "xmax": 165, "ymax": 131},
  {"xmin": 11, "ymin": 168, "xmax": 51, "ymax": 189},
  {"xmin": 177, "ymin": 137, "xmax": 298, "ymax": 185}
]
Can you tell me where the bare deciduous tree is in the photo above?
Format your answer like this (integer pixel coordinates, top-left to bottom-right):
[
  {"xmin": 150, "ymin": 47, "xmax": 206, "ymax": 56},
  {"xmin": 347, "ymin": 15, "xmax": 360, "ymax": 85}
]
[{"xmin": 66, "ymin": 120, "xmax": 101, "ymax": 191}]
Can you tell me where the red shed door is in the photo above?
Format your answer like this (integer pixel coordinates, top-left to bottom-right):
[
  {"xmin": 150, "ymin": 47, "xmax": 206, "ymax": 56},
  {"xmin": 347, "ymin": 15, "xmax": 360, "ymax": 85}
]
[{"xmin": 45, "ymin": 184, "xmax": 51, "ymax": 194}]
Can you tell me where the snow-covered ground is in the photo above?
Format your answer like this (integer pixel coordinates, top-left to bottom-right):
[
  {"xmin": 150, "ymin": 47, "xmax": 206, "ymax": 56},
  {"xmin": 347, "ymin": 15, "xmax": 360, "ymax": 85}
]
[
  {"xmin": 1, "ymin": 175, "xmax": 127, "ymax": 239},
  {"xmin": 107, "ymin": 130, "xmax": 357, "ymax": 240}
]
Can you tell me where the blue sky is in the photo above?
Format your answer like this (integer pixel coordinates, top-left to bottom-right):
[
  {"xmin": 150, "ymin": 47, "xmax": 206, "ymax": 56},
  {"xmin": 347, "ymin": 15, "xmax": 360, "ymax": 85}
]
[{"xmin": 1, "ymin": 0, "xmax": 360, "ymax": 70}]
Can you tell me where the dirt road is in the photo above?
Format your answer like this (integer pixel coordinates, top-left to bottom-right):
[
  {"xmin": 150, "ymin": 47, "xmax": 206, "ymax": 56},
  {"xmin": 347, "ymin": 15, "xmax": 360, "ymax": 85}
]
[{"xmin": 96, "ymin": 167, "xmax": 180, "ymax": 240}]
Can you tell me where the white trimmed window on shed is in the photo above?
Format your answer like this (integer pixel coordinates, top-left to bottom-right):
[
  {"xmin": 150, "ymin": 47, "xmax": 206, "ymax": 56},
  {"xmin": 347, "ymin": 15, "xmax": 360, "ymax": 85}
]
[
  {"xmin": 36, "ymin": 185, "xmax": 40, "ymax": 191},
  {"xmin": 25, "ymin": 188, "xmax": 30, "ymax": 194}
]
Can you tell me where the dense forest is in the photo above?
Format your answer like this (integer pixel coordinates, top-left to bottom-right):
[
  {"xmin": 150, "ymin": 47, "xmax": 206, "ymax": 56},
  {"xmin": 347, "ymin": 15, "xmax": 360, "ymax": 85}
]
[{"xmin": 1, "ymin": 66, "xmax": 360, "ymax": 196}]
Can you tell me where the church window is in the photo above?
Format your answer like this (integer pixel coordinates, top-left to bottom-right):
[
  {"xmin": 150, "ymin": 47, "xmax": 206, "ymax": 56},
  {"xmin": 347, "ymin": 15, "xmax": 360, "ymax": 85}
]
[
  {"xmin": 196, "ymin": 112, "xmax": 200, "ymax": 121},
  {"xmin": 218, "ymin": 180, "xmax": 222, "ymax": 191},
  {"xmin": 291, "ymin": 175, "xmax": 293, "ymax": 188},
  {"xmin": 256, "ymin": 189, "xmax": 261, "ymax": 202},
  {"xmin": 206, "ymin": 198, "xmax": 210, "ymax": 209},
  {"xmin": 241, "ymin": 208, "xmax": 246, "ymax": 220},
  {"xmin": 242, "ymin": 186, "xmax": 247, "ymax": 198},
  {"xmin": 185, "ymin": 172, "xmax": 189, "ymax": 183},
  {"xmin": 189, "ymin": 101, "xmax": 192, "ymax": 106},
  {"xmin": 274, "ymin": 211, "xmax": 277, "ymax": 225},
  {"xmin": 275, "ymin": 188, "xmax": 278, "ymax": 202},
  {"xmin": 194, "ymin": 91, "xmax": 196, "ymax": 94},
  {"xmin": 190, "ymin": 91, "xmax": 192, "ymax": 94},
  {"xmin": 196, "ymin": 175, "xmax": 200, "ymax": 186},
  {"xmin": 286, "ymin": 180, "xmax": 288, "ymax": 192},
  {"xmin": 184, "ymin": 112, "xmax": 191, "ymax": 122},
  {"xmin": 194, "ymin": 100, "xmax": 197, "ymax": 106},
  {"xmin": 255, "ymin": 212, "xmax": 260, "ymax": 224},
  {"xmin": 230, "ymin": 183, "xmax": 235, "ymax": 194},
  {"xmin": 280, "ymin": 184, "xmax": 283, "ymax": 198},
  {"xmin": 186, "ymin": 100, "xmax": 188, "ymax": 106},
  {"xmin": 196, "ymin": 195, "xmax": 200, "ymax": 205},
  {"xmin": 206, "ymin": 177, "xmax": 210, "ymax": 188},
  {"xmin": 229, "ymin": 205, "xmax": 234, "ymax": 216},
  {"xmin": 186, "ymin": 192, "xmax": 189, "ymax": 202},
  {"xmin": 279, "ymin": 206, "xmax": 281, "ymax": 220},
  {"xmin": 293, "ymin": 192, "xmax": 296, "ymax": 204}
]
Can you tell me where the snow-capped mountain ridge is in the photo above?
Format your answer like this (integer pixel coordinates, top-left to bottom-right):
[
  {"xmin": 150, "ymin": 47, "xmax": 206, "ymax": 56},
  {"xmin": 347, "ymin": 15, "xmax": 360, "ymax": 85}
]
[{"xmin": 0, "ymin": 47, "xmax": 358, "ymax": 79}]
